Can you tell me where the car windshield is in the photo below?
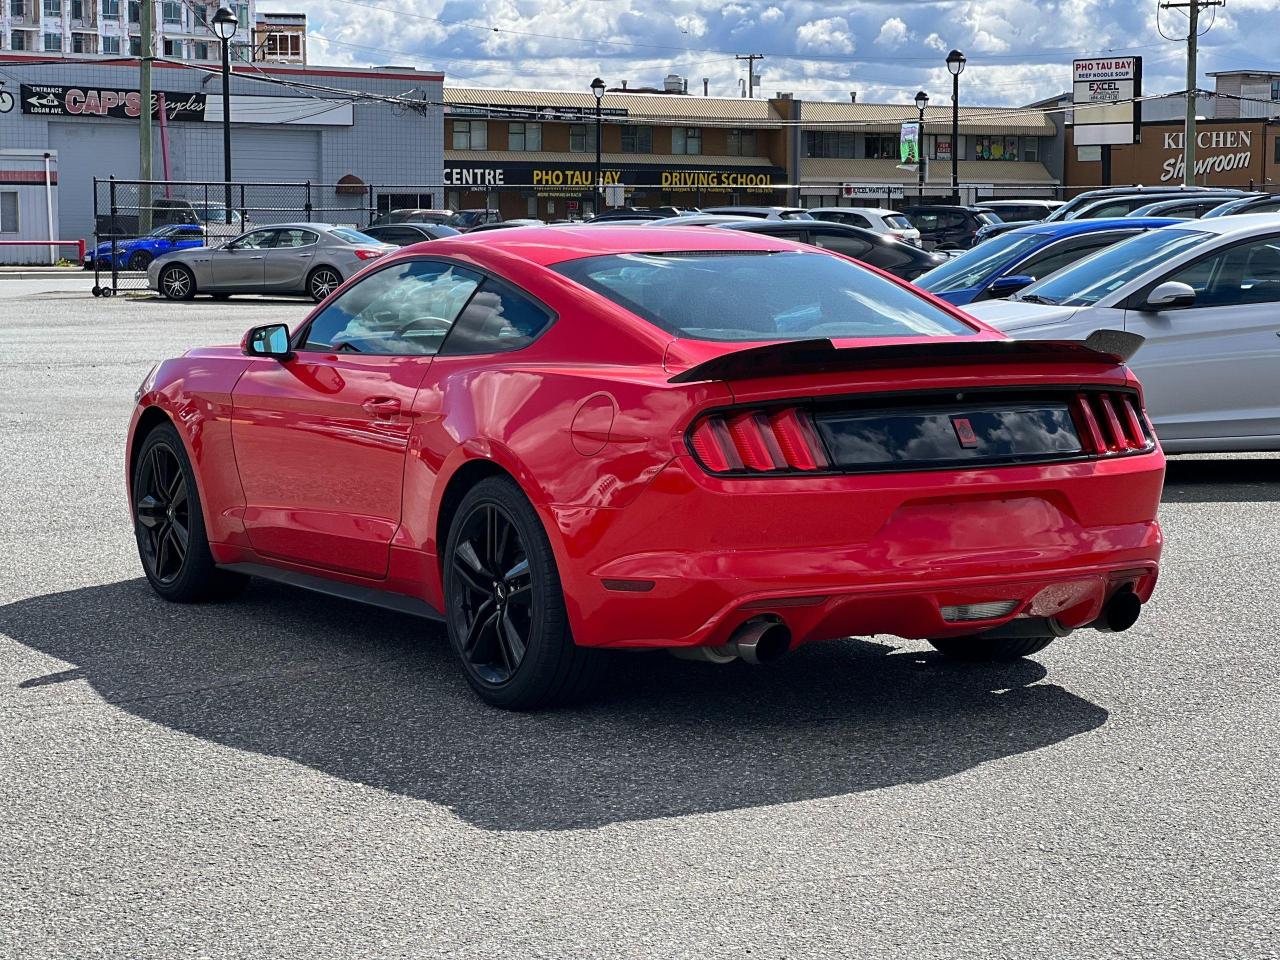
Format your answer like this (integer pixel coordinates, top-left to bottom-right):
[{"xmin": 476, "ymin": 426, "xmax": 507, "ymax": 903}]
[
  {"xmin": 1014, "ymin": 228, "xmax": 1211, "ymax": 307},
  {"xmin": 884, "ymin": 215, "xmax": 915, "ymax": 230},
  {"xmin": 331, "ymin": 227, "xmax": 381, "ymax": 245},
  {"xmin": 915, "ymin": 233, "xmax": 1046, "ymax": 293},
  {"xmin": 976, "ymin": 212, "xmax": 1003, "ymax": 225},
  {"xmin": 554, "ymin": 251, "xmax": 975, "ymax": 342},
  {"xmin": 449, "ymin": 211, "xmax": 488, "ymax": 227}
]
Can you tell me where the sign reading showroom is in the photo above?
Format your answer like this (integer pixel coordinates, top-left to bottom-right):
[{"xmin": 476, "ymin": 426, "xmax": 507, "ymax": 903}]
[
  {"xmin": 20, "ymin": 84, "xmax": 206, "ymax": 121},
  {"xmin": 1159, "ymin": 129, "xmax": 1254, "ymax": 182}
]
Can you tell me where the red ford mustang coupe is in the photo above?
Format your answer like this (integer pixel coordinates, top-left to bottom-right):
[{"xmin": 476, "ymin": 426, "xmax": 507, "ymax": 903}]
[{"xmin": 128, "ymin": 226, "xmax": 1164, "ymax": 708}]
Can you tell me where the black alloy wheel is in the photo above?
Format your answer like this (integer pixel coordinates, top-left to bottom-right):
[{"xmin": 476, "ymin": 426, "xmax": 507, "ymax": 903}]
[
  {"xmin": 308, "ymin": 266, "xmax": 342, "ymax": 302},
  {"xmin": 450, "ymin": 500, "xmax": 534, "ymax": 686},
  {"xmin": 135, "ymin": 440, "xmax": 190, "ymax": 585},
  {"xmin": 159, "ymin": 264, "xmax": 195, "ymax": 300},
  {"xmin": 443, "ymin": 477, "xmax": 603, "ymax": 709},
  {"xmin": 128, "ymin": 250, "xmax": 153, "ymax": 271},
  {"xmin": 131, "ymin": 423, "xmax": 246, "ymax": 602}
]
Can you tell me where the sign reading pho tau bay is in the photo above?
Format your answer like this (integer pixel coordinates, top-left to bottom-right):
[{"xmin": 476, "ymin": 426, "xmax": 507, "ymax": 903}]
[{"xmin": 1072, "ymin": 57, "xmax": 1141, "ymax": 146}]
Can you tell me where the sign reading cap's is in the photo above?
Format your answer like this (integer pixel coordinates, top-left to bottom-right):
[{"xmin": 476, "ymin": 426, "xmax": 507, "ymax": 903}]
[{"xmin": 1072, "ymin": 57, "xmax": 1142, "ymax": 146}]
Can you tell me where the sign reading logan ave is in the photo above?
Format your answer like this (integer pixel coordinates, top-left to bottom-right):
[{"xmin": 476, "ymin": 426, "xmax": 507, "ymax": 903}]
[{"xmin": 20, "ymin": 84, "xmax": 207, "ymax": 121}]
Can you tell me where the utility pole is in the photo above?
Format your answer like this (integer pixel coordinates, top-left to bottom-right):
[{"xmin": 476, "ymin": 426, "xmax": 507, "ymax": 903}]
[
  {"xmin": 138, "ymin": 0, "xmax": 153, "ymax": 231},
  {"xmin": 1160, "ymin": 0, "xmax": 1224, "ymax": 186},
  {"xmin": 736, "ymin": 54, "xmax": 764, "ymax": 98}
]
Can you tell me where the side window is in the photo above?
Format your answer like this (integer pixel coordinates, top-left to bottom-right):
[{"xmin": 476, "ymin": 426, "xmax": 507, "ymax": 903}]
[
  {"xmin": 275, "ymin": 229, "xmax": 318, "ymax": 248},
  {"xmin": 302, "ymin": 259, "xmax": 483, "ymax": 356},
  {"xmin": 769, "ymin": 230, "xmax": 807, "ymax": 243},
  {"xmin": 813, "ymin": 234, "xmax": 874, "ymax": 259},
  {"xmin": 941, "ymin": 212, "xmax": 968, "ymax": 230},
  {"xmin": 1166, "ymin": 236, "xmax": 1280, "ymax": 307},
  {"xmin": 845, "ymin": 214, "xmax": 872, "ymax": 228},
  {"xmin": 1018, "ymin": 238, "xmax": 1118, "ymax": 280},
  {"xmin": 230, "ymin": 230, "xmax": 276, "ymax": 250},
  {"xmin": 441, "ymin": 279, "xmax": 554, "ymax": 355}
]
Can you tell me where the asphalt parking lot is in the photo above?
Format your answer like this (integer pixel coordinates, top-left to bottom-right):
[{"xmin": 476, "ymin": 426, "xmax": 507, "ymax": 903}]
[{"xmin": 1, "ymin": 286, "xmax": 1277, "ymax": 959}]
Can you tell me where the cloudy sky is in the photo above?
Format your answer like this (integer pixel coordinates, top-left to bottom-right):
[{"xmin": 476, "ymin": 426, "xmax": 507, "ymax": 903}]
[{"xmin": 303, "ymin": 0, "xmax": 1274, "ymax": 106}]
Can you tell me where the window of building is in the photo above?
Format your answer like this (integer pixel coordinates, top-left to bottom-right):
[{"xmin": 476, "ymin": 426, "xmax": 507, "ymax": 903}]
[
  {"xmin": 452, "ymin": 120, "xmax": 488, "ymax": 150},
  {"xmin": 192, "ymin": 41, "xmax": 208, "ymax": 59},
  {"xmin": 928, "ymin": 136, "xmax": 952, "ymax": 161},
  {"xmin": 41, "ymin": 0, "xmax": 59, "ymax": 15},
  {"xmin": 804, "ymin": 131, "xmax": 856, "ymax": 159},
  {"xmin": 231, "ymin": 41, "xmax": 250, "ymax": 62},
  {"xmin": 1274, "ymin": 138, "xmax": 1280, "ymax": 163},
  {"xmin": 102, "ymin": 34, "xmax": 119, "ymax": 53},
  {"xmin": 128, "ymin": 35, "xmax": 140, "ymax": 55},
  {"xmin": 621, "ymin": 125, "xmax": 652, "ymax": 153},
  {"xmin": 1272, "ymin": 79, "xmax": 1280, "ymax": 101},
  {"xmin": 508, "ymin": 121, "xmax": 542, "ymax": 151},
  {"xmin": 236, "ymin": 3, "xmax": 248, "ymax": 28},
  {"xmin": 0, "ymin": 192, "xmax": 19, "ymax": 234},
  {"xmin": 263, "ymin": 31, "xmax": 301, "ymax": 58},
  {"xmin": 1022, "ymin": 137, "xmax": 1039, "ymax": 162},
  {"xmin": 672, "ymin": 127, "xmax": 702, "ymax": 155},
  {"xmin": 162, "ymin": 1, "xmax": 180, "ymax": 24},
  {"xmin": 570, "ymin": 123, "xmax": 597, "ymax": 153},
  {"xmin": 728, "ymin": 128, "xmax": 757, "ymax": 156},
  {"xmin": 70, "ymin": 0, "xmax": 82, "ymax": 18},
  {"xmin": 101, "ymin": 0, "xmax": 119, "ymax": 15},
  {"xmin": 162, "ymin": 38, "xmax": 181, "ymax": 57},
  {"xmin": 71, "ymin": 31, "xmax": 94, "ymax": 52},
  {"xmin": 10, "ymin": 31, "xmax": 27, "ymax": 50},
  {"xmin": 128, "ymin": 0, "xmax": 138, "ymax": 23},
  {"xmin": 9, "ymin": 0, "xmax": 25, "ymax": 17},
  {"xmin": 864, "ymin": 134, "xmax": 899, "ymax": 159},
  {"xmin": 974, "ymin": 135, "xmax": 1020, "ymax": 161},
  {"xmin": 42, "ymin": 32, "xmax": 61, "ymax": 52}
]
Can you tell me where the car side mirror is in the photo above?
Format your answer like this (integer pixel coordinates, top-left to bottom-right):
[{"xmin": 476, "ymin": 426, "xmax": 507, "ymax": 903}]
[
  {"xmin": 988, "ymin": 274, "xmax": 1035, "ymax": 298},
  {"xmin": 1140, "ymin": 280, "xmax": 1196, "ymax": 311},
  {"xmin": 242, "ymin": 323, "xmax": 292, "ymax": 360}
]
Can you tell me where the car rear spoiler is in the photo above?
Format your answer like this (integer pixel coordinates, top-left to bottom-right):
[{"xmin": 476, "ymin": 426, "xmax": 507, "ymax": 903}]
[{"xmin": 667, "ymin": 329, "xmax": 1144, "ymax": 384}]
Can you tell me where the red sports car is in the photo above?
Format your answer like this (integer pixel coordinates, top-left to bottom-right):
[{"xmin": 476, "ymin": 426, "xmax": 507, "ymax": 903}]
[{"xmin": 128, "ymin": 226, "xmax": 1164, "ymax": 709}]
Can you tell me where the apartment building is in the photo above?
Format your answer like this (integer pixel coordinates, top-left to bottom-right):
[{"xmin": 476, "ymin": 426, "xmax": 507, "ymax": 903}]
[{"xmin": 252, "ymin": 9, "xmax": 302, "ymax": 65}]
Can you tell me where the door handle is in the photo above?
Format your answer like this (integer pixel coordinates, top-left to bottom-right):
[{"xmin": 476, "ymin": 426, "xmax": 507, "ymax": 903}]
[
  {"xmin": 297, "ymin": 252, "xmax": 313, "ymax": 258},
  {"xmin": 361, "ymin": 397, "xmax": 401, "ymax": 418},
  {"xmin": 248, "ymin": 255, "xmax": 264, "ymax": 260}
]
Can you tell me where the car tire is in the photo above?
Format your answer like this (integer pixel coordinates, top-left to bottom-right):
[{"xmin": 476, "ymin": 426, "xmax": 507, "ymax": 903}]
[
  {"xmin": 307, "ymin": 266, "xmax": 342, "ymax": 302},
  {"xmin": 928, "ymin": 633, "xmax": 1056, "ymax": 661},
  {"xmin": 128, "ymin": 250, "xmax": 153, "ymax": 271},
  {"xmin": 131, "ymin": 422, "xmax": 247, "ymax": 603},
  {"xmin": 443, "ymin": 476, "xmax": 604, "ymax": 710},
  {"xmin": 159, "ymin": 264, "xmax": 196, "ymax": 301}
]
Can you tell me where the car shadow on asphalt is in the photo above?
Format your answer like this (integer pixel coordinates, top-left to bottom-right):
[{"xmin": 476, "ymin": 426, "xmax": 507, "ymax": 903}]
[
  {"xmin": 1162, "ymin": 457, "xmax": 1280, "ymax": 503},
  {"xmin": 2, "ymin": 578, "xmax": 1107, "ymax": 832}
]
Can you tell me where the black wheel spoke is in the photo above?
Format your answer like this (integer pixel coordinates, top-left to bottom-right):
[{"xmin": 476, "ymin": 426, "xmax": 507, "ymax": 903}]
[
  {"xmin": 500, "ymin": 610, "xmax": 527, "ymax": 666},
  {"xmin": 135, "ymin": 493, "xmax": 164, "ymax": 529},
  {"xmin": 134, "ymin": 442, "xmax": 191, "ymax": 586},
  {"xmin": 463, "ymin": 601, "xmax": 498, "ymax": 659},
  {"xmin": 166, "ymin": 470, "xmax": 185, "ymax": 505},
  {"xmin": 451, "ymin": 555, "xmax": 491, "ymax": 598},
  {"xmin": 455, "ymin": 539, "xmax": 494, "ymax": 582}
]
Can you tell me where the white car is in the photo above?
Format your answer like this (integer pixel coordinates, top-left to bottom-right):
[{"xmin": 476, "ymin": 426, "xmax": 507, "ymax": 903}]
[
  {"xmin": 807, "ymin": 207, "xmax": 922, "ymax": 246},
  {"xmin": 965, "ymin": 215, "xmax": 1280, "ymax": 452}
]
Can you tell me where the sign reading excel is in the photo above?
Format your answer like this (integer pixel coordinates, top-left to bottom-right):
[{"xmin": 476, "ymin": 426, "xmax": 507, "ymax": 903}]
[{"xmin": 1072, "ymin": 57, "xmax": 1142, "ymax": 145}]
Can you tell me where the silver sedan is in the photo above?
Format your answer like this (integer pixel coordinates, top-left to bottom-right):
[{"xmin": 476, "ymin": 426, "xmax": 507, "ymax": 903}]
[{"xmin": 147, "ymin": 223, "xmax": 396, "ymax": 303}]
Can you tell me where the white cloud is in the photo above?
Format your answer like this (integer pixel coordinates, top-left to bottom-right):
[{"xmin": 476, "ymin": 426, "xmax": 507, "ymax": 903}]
[
  {"xmin": 760, "ymin": 6, "xmax": 783, "ymax": 24},
  {"xmin": 796, "ymin": 16, "xmax": 855, "ymax": 54},
  {"xmin": 876, "ymin": 17, "xmax": 909, "ymax": 47},
  {"xmin": 924, "ymin": 32, "xmax": 948, "ymax": 52}
]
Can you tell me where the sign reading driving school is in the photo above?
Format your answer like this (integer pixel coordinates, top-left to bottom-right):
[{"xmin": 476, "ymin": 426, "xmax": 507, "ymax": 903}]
[{"xmin": 1072, "ymin": 57, "xmax": 1142, "ymax": 146}]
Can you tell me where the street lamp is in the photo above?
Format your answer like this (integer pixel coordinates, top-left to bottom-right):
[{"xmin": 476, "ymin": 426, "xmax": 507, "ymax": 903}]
[
  {"xmin": 914, "ymin": 90, "xmax": 929, "ymax": 203},
  {"xmin": 946, "ymin": 49, "xmax": 966, "ymax": 204},
  {"xmin": 590, "ymin": 77, "xmax": 605, "ymax": 215},
  {"xmin": 211, "ymin": 6, "xmax": 238, "ymax": 217}
]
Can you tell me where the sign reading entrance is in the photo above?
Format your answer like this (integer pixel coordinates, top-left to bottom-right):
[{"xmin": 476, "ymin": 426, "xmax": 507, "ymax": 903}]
[{"xmin": 20, "ymin": 84, "xmax": 207, "ymax": 121}]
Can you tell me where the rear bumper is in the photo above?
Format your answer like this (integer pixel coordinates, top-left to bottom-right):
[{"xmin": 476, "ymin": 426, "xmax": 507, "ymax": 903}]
[{"xmin": 552, "ymin": 452, "xmax": 1164, "ymax": 649}]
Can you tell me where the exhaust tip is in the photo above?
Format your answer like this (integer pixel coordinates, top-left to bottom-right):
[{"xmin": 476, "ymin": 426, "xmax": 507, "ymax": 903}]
[
  {"xmin": 1098, "ymin": 587, "xmax": 1142, "ymax": 633},
  {"xmin": 730, "ymin": 618, "xmax": 792, "ymax": 665}
]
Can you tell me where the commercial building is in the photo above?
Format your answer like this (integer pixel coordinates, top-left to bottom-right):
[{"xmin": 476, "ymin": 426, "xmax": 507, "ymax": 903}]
[
  {"xmin": 0, "ymin": 54, "xmax": 443, "ymax": 261},
  {"xmin": 442, "ymin": 83, "xmax": 1064, "ymax": 219},
  {"xmin": 252, "ymin": 10, "xmax": 304, "ymax": 65},
  {"xmin": 1, "ymin": 0, "xmax": 255, "ymax": 65}
]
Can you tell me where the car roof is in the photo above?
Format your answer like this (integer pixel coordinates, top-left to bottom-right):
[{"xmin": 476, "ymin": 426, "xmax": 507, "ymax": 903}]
[
  {"xmin": 1012, "ymin": 216, "xmax": 1185, "ymax": 236},
  {"xmin": 242, "ymin": 222, "xmax": 347, "ymax": 232},
  {"xmin": 1160, "ymin": 211, "xmax": 1280, "ymax": 235},
  {"xmin": 431, "ymin": 225, "xmax": 806, "ymax": 266},
  {"xmin": 717, "ymin": 219, "xmax": 884, "ymax": 239},
  {"xmin": 981, "ymin": 199, "xmax": 1063, "ymax": 207},
  {"xmin": 704, "ymin": 205, "xmax": 805, "ymax": 213},
  {"xmin": 809, "ymin": 206, "xmax": 896, "ymax": 215},
  {"xmin": 903, "ymin": 204, "xmax": 991, "ymax": 213}
]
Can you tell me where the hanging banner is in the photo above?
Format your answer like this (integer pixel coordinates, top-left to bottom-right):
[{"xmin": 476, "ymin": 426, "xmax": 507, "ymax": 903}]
[{"xmin": 899, "ymin": 122, "xmax": 921, "ymax": 164}]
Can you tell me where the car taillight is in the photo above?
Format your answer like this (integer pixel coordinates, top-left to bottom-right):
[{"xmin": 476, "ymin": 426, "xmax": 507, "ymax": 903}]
[
  {"xmin": 688, "ymin": 407, "xmax": 829, "ymax": 474},
  {"xmin": 1072, "ymin": 392, "xmax": 1152, "ymax": 454},
  {"xmin": 354, "ymin": 248, "xmax": 385, "ymax": 261}
]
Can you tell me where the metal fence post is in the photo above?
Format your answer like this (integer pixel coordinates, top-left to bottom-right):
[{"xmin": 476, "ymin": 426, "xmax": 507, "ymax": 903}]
[
  {"xmin": 109, "ymin": 177, "xmax": 119, "ymax": 296},
  {"xmin": 367, "ymin": 184, "xmax": 375, "ymax": 226},
  {"xmin": 305, "ymin": 180, "xmax": 313, "ymax": 220}
]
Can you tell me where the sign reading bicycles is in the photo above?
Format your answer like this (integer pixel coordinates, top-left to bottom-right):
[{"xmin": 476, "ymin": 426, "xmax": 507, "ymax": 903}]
[{"xmin": 19, "ymin": 84, "xmax": 207, "ymax": 121}]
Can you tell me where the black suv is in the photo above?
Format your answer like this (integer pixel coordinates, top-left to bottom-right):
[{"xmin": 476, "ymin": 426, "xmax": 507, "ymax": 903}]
[{"xmin": 900, "ymin": 205, "xmax": 1001, "ymax": 250}]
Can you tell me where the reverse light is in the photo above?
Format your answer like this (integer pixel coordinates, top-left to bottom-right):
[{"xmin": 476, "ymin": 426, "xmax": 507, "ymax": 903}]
[
  {"xmin": 688, "ymin": 407, "xmax": 829, "ymax": 475},
  {"xmin": 353, "ymin": 248, "xmax": 386, "ymax": 261}
]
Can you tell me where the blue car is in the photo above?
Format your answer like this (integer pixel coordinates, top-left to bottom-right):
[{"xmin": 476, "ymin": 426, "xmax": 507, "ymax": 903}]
[
  {"xmin": 915, "ymin": 217, "xmax": 1184, "ymax": 305},
  {"xmin": 86, "ymin": 223, "xmax": 207, "ymax": 272}
]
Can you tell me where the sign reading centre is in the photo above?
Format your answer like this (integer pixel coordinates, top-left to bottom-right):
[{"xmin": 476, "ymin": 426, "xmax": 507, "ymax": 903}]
[
  {"xmin": 1072, "ymin": 57, "xmax": 1142, "ymax": 146},
  {"xmin": 444, "ymin": 162, "xmax": 784, "ymax": 194}
]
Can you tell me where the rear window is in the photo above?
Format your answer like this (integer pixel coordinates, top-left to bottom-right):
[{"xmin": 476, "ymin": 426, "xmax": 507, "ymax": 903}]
[
  {"xmin": 331, "ymin": 227, "xmax": 381, "ymax": 244},
  {"xmin": 554, "ymin": 250, "xmax": 975, "ymax": 342},
  {"xmin": 977, "ymin": 212, "xmax": 1003, "ymax": 225},
  {"xmin": 884, "ymin": 215, "xmax": 915, "ymax": 230}
]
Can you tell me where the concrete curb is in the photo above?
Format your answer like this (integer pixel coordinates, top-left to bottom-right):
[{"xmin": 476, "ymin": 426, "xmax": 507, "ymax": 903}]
[{"xmin": 0, "ymin": 270, "xmax": 92, "ymax": 280}]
